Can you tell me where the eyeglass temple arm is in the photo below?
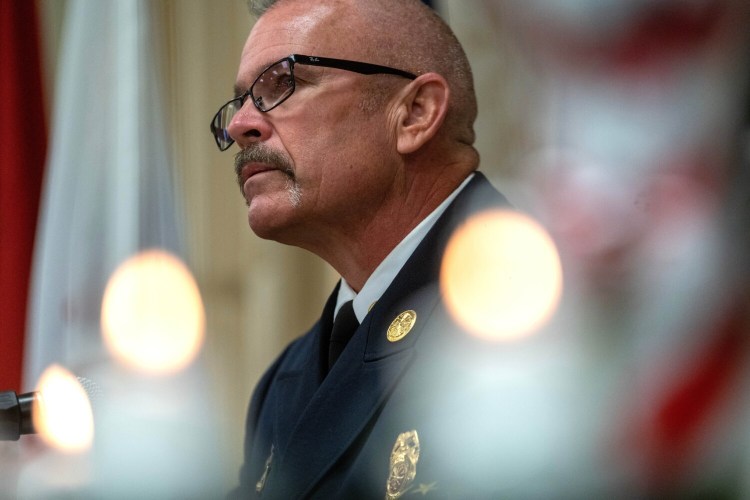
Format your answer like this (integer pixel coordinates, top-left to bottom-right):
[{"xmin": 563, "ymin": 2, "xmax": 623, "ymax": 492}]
[{"xmin": 292, "ymin": 54, "xmax": 417, "ymax": 80}]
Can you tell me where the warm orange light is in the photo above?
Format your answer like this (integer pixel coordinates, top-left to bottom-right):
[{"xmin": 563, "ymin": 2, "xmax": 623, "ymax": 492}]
[
  {"xmin": 33, "ymin": 365, "xmax": 94, "ymax": 453},
  {"xmin": 441, "ymin": 210, "xmax": 563, "ymax": 341},
  {"xmin": 101, "ymin": 249, "xmax": 205, "ymax": 374}
]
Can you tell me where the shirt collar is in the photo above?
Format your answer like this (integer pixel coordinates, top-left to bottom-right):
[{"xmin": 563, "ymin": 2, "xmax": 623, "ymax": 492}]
[{"xmin": 335, "ymin": 173, "xmax": 475, "ymax": 322}]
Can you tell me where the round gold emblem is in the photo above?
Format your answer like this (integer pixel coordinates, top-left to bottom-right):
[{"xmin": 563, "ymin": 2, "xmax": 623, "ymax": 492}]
[{"xmin": 387, "ymin": 310, "xmax": 417, "ymax": 342}]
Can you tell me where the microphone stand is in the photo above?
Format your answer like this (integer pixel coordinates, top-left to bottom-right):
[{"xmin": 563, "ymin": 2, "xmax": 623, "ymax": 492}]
[{"xmin": 0, "ymin": 391, "xmax": 37, "ymax": 441}]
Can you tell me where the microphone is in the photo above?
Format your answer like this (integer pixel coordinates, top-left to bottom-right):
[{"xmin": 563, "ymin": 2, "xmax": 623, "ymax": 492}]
[
  {"xmin": 0, "ymin": 377, "xmax": 100, "ymax": 441},
  {"xmin": 0, "ymin": 390, "xmax": 37, "ymax": 441}
]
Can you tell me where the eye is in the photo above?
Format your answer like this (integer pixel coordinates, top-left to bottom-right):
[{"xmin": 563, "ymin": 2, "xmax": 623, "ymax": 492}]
[
  {"xmin": 272, "ymin": 73, "xmax": 294, "ymax": 90},
  {"xmin": 264, "ymin": 68, "xmax": 293, "ymax": 90}
]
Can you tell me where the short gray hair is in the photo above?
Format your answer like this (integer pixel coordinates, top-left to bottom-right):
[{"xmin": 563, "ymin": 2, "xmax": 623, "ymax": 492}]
[{"xmin": 246, "ymin": 0, "xmax": 277, "ymax": 17}]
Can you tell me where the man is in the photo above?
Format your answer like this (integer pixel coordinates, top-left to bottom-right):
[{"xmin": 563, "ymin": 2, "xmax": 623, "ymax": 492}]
[{"xmin": 211, "ymin": 0, "xmax": 512, "ymax": 497}]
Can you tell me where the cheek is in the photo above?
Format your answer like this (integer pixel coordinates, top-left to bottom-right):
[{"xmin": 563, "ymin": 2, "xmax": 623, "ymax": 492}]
[
  {"xmin": 281, "ymin": 101, "xmax": 392, "ymax": 191},
  {"xmin": 282, "ymin": 118, "xmax": 348, "ymax": 179}
]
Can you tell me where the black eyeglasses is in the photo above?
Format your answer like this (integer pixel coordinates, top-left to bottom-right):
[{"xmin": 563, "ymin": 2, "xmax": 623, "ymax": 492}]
[{"xmin": 209, "ymin": 54, "xmax": 417, "ymax": 151}]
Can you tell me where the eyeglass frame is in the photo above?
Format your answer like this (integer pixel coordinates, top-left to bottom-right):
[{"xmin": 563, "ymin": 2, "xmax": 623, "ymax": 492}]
[{"xmin": 209, "ymin": 53, "xmax": 418, "ymax": 151}]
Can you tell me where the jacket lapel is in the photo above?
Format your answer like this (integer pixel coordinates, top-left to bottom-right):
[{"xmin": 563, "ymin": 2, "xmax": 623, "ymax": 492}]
[
  {"xmin": 271, "ymin": 287, "xmax": 337, "ymax": 455},
  {"xmin": 273, "ymin": 290, "xmax": 442, "ymax": 499}
]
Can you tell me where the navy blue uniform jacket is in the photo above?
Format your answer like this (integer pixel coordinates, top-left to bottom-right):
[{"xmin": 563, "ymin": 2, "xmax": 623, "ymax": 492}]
[{"xmin": 231, "ymin": 173, "xmax": 511, "ymax": 498}]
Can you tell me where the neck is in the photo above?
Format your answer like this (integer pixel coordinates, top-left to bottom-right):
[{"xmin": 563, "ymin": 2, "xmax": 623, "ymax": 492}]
[{"xmin": 309, "ymin": 162, "xmax": 475, "ymax": 291}]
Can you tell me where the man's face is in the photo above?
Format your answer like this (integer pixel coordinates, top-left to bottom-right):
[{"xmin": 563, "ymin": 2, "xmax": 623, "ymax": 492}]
[{"xmin": 228, "ymin": 2, "xmax": 400, "ymax": 247}]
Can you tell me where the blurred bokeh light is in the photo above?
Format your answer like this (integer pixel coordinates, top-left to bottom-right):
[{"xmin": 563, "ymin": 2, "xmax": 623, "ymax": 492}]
[
  {"xmin": 33, "ymin": 364, "xmax": 94, "ymax": 453},
  {"xmin": 101, "ymin": 249, "xmax": 205, "ymax": 375},
  {"xmin": 441, "ymin": 209, "xmax": 563, "ymax": 341}
]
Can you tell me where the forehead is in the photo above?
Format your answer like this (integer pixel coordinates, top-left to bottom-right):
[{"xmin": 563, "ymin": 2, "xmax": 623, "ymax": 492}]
[{"xmin": 239, "ymin": 3, "xmax": 346, "ymax": 78}]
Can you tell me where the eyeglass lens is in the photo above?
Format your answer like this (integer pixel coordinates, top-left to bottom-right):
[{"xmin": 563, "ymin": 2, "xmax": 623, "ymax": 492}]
[
  {"xmin": 212, "ymin": 100, "xmax": 241, "ymax": 150},
  {"xmin": 211, "ymin": 59, "xmax": 295, "ymax": 150},
  {"xmin": 253, "ymin": 59, "xmax": 295, "ymax": 112}
]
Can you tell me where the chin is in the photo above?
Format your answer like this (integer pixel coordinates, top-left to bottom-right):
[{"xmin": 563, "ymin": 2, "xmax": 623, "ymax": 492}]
[
  {"xmin": 247, "ymin": 211, "xmax": 279, "ymax": 241},
  {"xmin": 247, "ymin": 203, "xmax": 298, "ymax": 244}
]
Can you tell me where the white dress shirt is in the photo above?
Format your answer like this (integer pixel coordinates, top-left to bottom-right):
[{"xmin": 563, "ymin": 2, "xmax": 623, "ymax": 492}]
[{"xmin": 335, "ymin": 173, "xmax": 475, "ymax": 322}]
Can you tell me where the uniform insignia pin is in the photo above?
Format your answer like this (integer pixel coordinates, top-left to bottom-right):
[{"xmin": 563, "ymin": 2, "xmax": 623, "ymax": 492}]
[
  {"xmin": 387, "ymin": 310, "xmax": 417, "ymax": 342},
  {"xmin": 255, "ymin": 444, "xmax": 274, "ymax": 493},
  {"xmin": 385, "ymin": 430, "xmax": 420, "ymax": 499}
]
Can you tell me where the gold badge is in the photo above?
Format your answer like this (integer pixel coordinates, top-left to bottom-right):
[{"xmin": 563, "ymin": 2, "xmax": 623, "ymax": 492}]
[
  {"xmin": 385, "ymin": 430, "xmax": 420, "ymax": 499},
  {"xmin": 387, "ymin": 310, "xmax": 417, "ymax": 342}
]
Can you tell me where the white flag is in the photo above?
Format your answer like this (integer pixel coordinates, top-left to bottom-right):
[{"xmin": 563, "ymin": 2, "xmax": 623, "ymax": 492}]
[{"xmin": 25, "ymin": 0, "xmax": 184, "ymax": 388}]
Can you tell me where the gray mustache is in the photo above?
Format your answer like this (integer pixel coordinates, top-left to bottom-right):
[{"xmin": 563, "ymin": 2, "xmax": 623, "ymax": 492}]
[{"xmin": 234, "ymin": 145, "xmax": 294, "ymax": 185}]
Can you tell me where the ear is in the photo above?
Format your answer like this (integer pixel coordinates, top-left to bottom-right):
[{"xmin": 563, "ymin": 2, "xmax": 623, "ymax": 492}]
[{"xmin": 394, "ymin": 73, "xmax": 450, "ymax": 155}]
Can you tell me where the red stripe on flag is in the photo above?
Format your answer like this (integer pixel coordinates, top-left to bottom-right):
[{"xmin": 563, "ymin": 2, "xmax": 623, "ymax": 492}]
[
  {"xmin": 645, "ymin": 305, "xmax": 748, "ymax": 491},
  {"xmin": 0, "ymin": 0, "xmax": 47, "ymax": 391}
]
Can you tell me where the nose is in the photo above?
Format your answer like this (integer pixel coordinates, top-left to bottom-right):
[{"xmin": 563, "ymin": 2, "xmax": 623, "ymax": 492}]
[{"xmin": 227, "ymin": 100, "xmax": 272, "ymax": 147}]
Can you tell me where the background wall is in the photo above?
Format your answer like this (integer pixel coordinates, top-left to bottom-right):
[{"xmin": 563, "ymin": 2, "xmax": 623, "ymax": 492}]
[{"xmin": 36, "ymin": 0, "xmax": 531, "ymax": 489}]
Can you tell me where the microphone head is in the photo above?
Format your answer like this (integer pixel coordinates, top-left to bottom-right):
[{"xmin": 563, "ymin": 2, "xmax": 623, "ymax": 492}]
[{"xmin": 76, "ymin": 376, "xmax": 102, "ymax": 411}]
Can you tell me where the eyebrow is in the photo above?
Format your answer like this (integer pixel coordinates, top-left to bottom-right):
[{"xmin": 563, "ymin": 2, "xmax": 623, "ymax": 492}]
[{"xmin": 233, "ymin": 84, "xmax": 247, "ymax": 99}]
